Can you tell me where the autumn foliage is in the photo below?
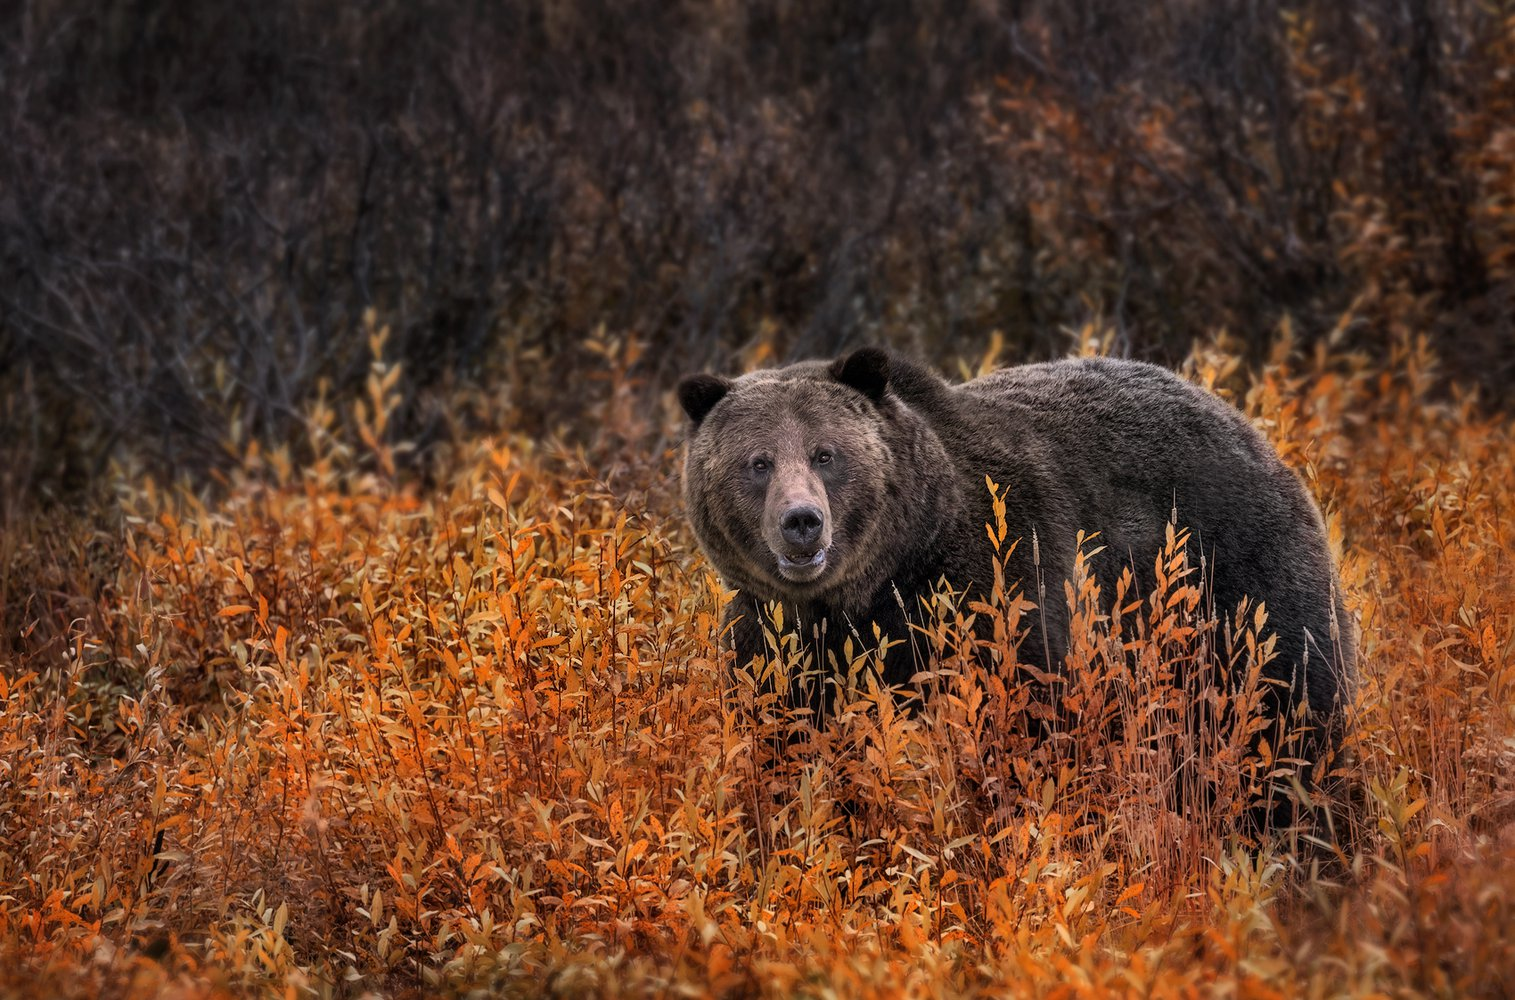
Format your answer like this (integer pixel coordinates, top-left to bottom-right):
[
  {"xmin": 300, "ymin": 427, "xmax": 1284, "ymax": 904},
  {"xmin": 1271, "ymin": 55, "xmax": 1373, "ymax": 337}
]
[
  {"xmin": 4, "ymin": 2, "xmax": 1515, "ymax": 994},
  {"xmin": 1, "ymin": 322, "xmax": 1512, "ymax": 998}
]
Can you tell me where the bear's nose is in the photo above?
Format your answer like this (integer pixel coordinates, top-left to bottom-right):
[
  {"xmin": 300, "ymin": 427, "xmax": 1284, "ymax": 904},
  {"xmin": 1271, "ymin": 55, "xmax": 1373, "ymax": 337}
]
[{"xmin": 779, "ymin": 506, "xmax": 824, "ymax": 549}]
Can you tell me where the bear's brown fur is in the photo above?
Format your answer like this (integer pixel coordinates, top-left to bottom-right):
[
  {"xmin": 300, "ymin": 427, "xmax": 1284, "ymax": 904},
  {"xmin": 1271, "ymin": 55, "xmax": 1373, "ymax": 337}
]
[{"xmin": 679, "ymin": 348, "xmax": 1355, "ymax": 761}]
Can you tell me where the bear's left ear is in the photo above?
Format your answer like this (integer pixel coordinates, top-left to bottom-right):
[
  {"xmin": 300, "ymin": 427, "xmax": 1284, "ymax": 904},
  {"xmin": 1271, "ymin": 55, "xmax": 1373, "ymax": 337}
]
[
  {"xmin": 830, "ymin": 347, "xmax": 890, "ymax": 401},
  {"xmin": 677, "ymin": 374, "xmax": 733, "ymax": 425}
]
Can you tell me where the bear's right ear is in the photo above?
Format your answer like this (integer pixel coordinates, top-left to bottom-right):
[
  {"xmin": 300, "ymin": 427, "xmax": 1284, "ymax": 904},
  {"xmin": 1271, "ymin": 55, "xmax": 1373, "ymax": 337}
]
[
  {"xmin": 830, "ymin": 347, "xmax": 890, "ymax": 401},
  {"xmin": 677, "ymin": 374, "xmax": 733, "ymax": 425}
]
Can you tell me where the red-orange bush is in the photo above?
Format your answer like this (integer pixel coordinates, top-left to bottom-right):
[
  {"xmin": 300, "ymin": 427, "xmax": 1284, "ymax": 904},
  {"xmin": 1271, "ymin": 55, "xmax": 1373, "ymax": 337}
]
[{"xmin": 1, "ymin": 327, "xmax": 1512, "ymax": 998}]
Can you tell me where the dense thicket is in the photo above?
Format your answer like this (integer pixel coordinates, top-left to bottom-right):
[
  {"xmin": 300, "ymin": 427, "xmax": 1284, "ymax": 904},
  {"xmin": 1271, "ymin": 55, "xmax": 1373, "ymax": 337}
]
[
  {"xmin": 2, "ymin": 0, "xmax": 1512, "ymax": 505},
  {"xmin": 3, "ymin": 307, "xmax": 1514, "ymax": 1000},
  {"xmin": 3, "ymin": 6, "xmax": 1515, "ymax": 994}
]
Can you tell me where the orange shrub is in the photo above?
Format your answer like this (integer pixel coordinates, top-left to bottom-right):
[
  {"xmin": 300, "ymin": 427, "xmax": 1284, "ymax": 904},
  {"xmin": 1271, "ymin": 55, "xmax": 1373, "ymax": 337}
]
[{"xmin": 1, "ymin": 327, "xmax": 1512, "ymax": 998}]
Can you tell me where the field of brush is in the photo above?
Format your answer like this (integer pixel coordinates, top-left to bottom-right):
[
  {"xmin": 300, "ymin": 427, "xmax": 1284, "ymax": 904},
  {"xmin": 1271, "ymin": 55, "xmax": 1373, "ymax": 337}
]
[{"xmin": 1, "ymin": 331, "xmax": 1511, "ymax": 998}]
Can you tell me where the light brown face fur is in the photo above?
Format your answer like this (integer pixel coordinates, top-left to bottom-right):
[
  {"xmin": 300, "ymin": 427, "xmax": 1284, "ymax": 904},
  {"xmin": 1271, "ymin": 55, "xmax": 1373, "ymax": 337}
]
[
  {"xmin": 754, "ymin": 413, "xmax": 835, "ymax": 582},
  {"xmin": 682, "ymin": 368, "xmax": 893, "ymax": 606}
]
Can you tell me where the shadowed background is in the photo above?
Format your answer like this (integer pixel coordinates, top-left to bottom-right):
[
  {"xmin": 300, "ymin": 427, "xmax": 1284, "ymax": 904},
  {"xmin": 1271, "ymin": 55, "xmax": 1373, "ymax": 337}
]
[{"xmin": 3, "ymin": 0, "xmax": 1513, "ymax": 513}]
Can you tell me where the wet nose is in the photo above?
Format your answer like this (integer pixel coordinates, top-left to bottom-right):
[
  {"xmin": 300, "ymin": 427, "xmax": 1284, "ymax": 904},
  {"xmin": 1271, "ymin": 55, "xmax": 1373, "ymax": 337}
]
[{"xmin": 780, "ymin": 506, "xmax": 823, "ymax": 549}]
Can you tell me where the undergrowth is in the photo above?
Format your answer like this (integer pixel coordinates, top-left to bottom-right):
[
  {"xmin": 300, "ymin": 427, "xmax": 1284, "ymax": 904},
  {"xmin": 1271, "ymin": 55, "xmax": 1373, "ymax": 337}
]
[{"xmin": 1, "ymin": 325, "xmax": 1512, "ymax": 998}]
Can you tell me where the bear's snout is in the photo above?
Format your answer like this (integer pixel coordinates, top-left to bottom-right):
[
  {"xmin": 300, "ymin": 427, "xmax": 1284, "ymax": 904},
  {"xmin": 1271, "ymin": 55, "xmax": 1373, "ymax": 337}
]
[
  {"xmin": 779, "ymin": 505, "xmax": 824, "ymax": 550},
  {"xmin": 765, "ymin": 472, "xmax": 832, "ymax": 582}
]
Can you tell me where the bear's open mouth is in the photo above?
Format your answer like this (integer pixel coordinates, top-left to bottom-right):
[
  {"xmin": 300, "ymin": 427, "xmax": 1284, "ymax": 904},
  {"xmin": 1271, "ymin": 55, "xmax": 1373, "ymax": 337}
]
[{"xmin": 775, "ymin": 547, "xmax": 827, "ymax": 581}]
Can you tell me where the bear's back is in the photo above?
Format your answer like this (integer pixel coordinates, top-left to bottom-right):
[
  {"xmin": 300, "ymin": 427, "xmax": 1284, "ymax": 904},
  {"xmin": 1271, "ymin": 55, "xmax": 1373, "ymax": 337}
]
[
  {"xmin": 943, "ymin": 357, "xmax": 1352, "ymax": 709},
  {"xmin": 949, "ymin": 358, "xmax": 1278, "ymax": 521},
  {"xmin": 960, "ymin": 357, "xmax": 1262, "ymax": 462}
]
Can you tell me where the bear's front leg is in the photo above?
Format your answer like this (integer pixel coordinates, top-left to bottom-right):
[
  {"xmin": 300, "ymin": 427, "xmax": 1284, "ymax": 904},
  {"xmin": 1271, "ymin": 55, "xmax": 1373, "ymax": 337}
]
[
  {"xmin": 720, "ymin": 595, "xmax": 836, "ymax": 728},
  {"xmin": 721, "ymin": 594, "xmax": 768, "ymax": 673},
  {"xmin": 847, "ymin": 591, "xmax": 930, "ymax": 691}
]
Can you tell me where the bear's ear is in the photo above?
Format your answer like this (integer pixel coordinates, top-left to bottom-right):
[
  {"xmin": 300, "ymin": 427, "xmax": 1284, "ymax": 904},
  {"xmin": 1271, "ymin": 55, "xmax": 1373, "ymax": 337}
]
[
  {"xmin": 677, "ymin": 374, "xmax": 733, "ymax": 425},
  {"xmin": 830, "ymin": 347, "xmax": 890, "ymax": 401}
]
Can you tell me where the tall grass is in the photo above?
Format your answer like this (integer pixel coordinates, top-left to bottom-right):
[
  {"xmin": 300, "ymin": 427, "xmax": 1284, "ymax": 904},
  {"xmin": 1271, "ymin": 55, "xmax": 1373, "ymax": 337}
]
[{"xmin": 0, "ymin": 326, "xmax": 1512, "ymax": 997}]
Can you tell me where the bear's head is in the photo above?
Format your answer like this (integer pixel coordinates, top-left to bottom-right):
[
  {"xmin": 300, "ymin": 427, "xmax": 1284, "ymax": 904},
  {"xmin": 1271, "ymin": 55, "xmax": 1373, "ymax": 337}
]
[{"xmin": 678, "ymin": 348, "xmax": 941, "ymax": 609}]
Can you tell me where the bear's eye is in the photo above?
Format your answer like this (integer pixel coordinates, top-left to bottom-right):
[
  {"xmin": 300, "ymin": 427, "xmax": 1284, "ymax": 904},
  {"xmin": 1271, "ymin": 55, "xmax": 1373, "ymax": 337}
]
[
  {"xmin": 814, "ymin": 450, "xmax": 833, "ymax": 466},
  {"xmin": 750, "ymin": 457, "xmax": 771, "ymax": 475}
]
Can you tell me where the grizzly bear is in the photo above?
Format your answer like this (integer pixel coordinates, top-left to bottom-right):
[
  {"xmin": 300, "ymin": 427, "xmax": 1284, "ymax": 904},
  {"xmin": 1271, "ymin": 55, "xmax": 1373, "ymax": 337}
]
[{"xmin": 678, "ymin": 348, "xmax": 1355, "ymax": 780}]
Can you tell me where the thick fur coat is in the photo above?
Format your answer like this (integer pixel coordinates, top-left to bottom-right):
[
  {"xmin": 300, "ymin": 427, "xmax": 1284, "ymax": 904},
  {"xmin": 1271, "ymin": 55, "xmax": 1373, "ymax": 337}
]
[{"xmin": 679, "ymin": 348, "xmax": 1355, "ymax": 738}]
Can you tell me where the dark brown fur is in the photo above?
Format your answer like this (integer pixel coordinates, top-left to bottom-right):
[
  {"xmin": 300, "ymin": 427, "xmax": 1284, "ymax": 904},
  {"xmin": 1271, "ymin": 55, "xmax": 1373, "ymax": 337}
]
[{"xmin": 679, "ymin": 349, "xmax": 1356, "ymax": 757}]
